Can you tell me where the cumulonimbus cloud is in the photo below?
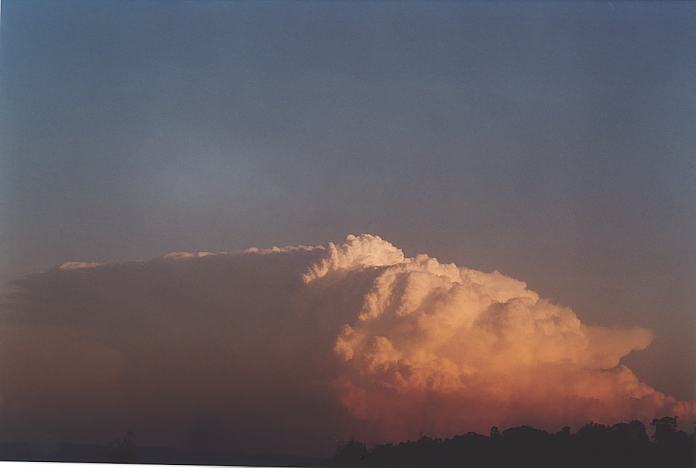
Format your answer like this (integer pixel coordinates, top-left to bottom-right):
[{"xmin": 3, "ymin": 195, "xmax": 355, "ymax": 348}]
[{"xmin": 0, "ymin": 234, "xmax": 693, "ymax": 454}]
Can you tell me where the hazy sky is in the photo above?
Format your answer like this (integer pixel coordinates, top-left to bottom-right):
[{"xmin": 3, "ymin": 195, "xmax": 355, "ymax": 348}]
[{"xmin": 1, "ymin": 0, "xmax": 695, "ymax": 406}]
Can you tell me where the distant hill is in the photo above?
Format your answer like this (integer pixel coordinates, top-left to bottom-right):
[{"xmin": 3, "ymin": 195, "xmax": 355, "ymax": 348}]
[{"xmin": 0, "ymin": 440, "xmax": 319, "ymax": 466}]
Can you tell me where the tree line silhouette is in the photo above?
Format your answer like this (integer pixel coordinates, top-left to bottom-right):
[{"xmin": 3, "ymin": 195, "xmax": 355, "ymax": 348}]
[
  {"xmin": 107, "ymin": 430, "xmax": 136, "ymax": 463},
  {"xmin": 328, "ymin": 417, "xmax": 695, "ymax": 468}
]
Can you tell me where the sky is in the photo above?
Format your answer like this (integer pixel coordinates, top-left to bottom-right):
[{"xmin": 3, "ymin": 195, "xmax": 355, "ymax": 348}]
[{"xmin": 0, "ymin": 0, "xmax": 695, "ymax": 452}]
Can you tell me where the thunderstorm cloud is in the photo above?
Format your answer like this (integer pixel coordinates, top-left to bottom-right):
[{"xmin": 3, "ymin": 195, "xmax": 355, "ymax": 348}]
[{"xmin": 0, "ymin": 234, "xmax": 693, "ymax": 455}]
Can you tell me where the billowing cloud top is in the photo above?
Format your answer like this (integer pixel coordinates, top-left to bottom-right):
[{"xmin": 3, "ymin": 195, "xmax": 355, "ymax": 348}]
[{"xmin": 0, "ymin": 235, "xmax": 693, "ymax": 455}]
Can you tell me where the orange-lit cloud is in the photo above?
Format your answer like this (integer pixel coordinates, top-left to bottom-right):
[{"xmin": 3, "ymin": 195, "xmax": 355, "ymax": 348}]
[
  {"xmin": 313, "ymin": 237, "xmax": 691, "ymax": 441},
  {"xmin": 0, "ymin": 234, "xmax": 693, "ymax": 453}
]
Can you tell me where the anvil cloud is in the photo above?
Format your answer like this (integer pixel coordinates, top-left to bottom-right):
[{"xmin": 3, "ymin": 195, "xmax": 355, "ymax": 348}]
[{"xmin": 0, "ymin": 235, "xmax": 693, "ymax": 454}]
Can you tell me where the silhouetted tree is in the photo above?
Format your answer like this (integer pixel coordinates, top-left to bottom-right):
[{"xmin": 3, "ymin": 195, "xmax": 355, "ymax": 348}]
[
  {"xmin": 332, "ymin": 440, "xmax": 368, "ymax": 466},
  {"xmin": 108, "ymin": 431, "xmax": 136, "ymax": 464},
  {"xmin": 328, "ymin": 417, "xmax": 694, "ymax": 468},
  {"xmin": 652, "ymin": 416, "xmax": 690, "ymax": 468}
]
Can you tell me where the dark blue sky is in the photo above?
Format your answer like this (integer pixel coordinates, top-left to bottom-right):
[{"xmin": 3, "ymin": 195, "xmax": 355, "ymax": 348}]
[{"xmin": 1, "ymin": 0, "xmax": 695, "ymax": 399}]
